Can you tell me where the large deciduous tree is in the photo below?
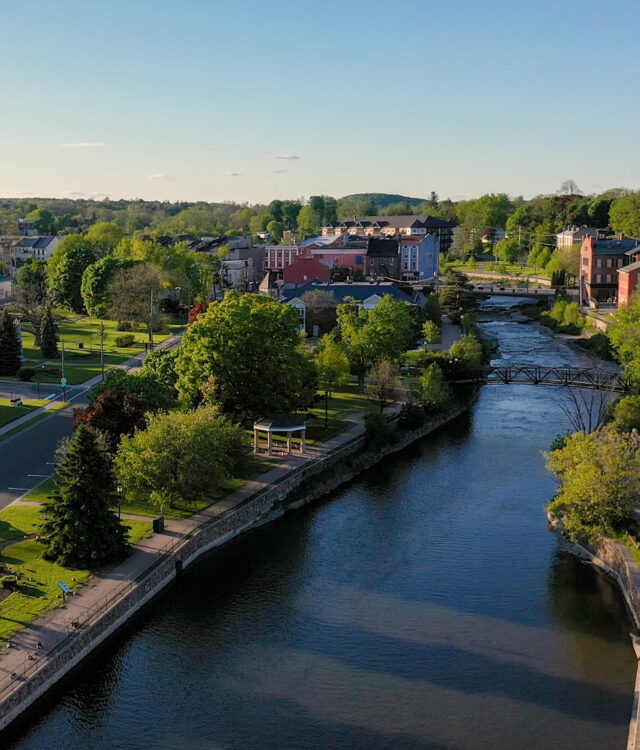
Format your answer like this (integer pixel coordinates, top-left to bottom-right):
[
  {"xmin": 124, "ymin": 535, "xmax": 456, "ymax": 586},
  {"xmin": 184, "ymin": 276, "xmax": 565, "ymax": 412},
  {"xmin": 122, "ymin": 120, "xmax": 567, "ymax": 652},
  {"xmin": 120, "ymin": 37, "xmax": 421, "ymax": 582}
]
[
  {"xmin": 82, "ymin": 257, "xmax": 136, "ymax": 318},
  {"xmin": 48, "ymin": 239, "xmax": 97, "ymax": 313},
  {"xmin": 609, "ymin": 294, "xmax": 640, "ymax": 385},
  {"xmin": 16, "ymin": 260, "xmax": 49, "ymax": 346},
  {"xmin": 41, "ymin": 425, "xmax": 129, "ymax": 567},
  {"xmin": 609, "ymin": 192, "xmax": 640, "ymax": 238},
  {"xmin": 175, "ymin": 292, "xmax": 316, "ymax": 416},
  {"xmin": 116, "ymin": 407, "xmax": 250, "ymax": 511},
  {"xmin": 106, "ymin": 263, "xmax": 165, "ymax": 341},
  {"xmin": 546, "ymin": 427, "xmax": 640, "ymax": 541},
  {"xmin": 335, "ymin": 295, "xmax": 413, "ymax": 386}
]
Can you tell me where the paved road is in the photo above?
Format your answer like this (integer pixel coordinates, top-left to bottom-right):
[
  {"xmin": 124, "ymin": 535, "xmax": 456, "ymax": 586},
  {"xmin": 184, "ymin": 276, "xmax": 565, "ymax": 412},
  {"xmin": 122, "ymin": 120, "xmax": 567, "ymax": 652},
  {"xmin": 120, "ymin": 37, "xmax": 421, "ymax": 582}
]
[{"xmin": 0, "ymin": 334, "xmax": 181, "ymax": 511}]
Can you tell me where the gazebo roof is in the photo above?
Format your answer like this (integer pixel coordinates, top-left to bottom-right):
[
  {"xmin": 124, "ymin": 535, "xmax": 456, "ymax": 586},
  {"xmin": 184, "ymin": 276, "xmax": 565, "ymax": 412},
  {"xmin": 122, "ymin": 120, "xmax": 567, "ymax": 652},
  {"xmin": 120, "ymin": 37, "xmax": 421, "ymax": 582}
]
[{"xmin": 253, "ymin": 413, "xmax": 306, "ymax": 432}]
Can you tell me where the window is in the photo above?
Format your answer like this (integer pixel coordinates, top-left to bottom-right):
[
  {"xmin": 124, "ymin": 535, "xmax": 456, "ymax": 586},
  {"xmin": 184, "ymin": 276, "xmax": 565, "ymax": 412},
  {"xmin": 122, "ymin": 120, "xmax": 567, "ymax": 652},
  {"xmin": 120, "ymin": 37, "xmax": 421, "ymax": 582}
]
[
  {"xmin": 595, "ymin": 274, "xmax": 602, "ymax": 283},
  {"xmin": 582, "ymin": 257, "xmax": 589, "ymax": 266},
  {"xmin": 607, "ymin": 258, "xmax": 613, "ymax": 268},
  {"xmin": 606, "ymin": 274, "xmax": 612, "ymax": 283}
]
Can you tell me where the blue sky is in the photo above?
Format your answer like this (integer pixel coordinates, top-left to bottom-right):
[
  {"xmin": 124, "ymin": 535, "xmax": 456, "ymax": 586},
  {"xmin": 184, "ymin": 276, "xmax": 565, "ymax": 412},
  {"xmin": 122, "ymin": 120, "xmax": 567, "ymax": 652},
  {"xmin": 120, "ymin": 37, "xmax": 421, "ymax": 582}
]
[{"xmin": 1, "ymin": 0, "xmax": 638, "ymax": 204}]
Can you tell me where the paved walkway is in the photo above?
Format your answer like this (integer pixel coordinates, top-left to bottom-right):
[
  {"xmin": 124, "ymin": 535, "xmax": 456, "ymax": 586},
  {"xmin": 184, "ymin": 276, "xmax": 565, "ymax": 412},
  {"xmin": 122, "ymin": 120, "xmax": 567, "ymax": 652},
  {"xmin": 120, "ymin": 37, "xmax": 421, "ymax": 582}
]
[
  {"xmin": 0, "ymin": 409, "xmax": 369, "ymax": 689},
  {"xmin": 425, "ymin": 316, "xmax": 462, "ymax": 353}
]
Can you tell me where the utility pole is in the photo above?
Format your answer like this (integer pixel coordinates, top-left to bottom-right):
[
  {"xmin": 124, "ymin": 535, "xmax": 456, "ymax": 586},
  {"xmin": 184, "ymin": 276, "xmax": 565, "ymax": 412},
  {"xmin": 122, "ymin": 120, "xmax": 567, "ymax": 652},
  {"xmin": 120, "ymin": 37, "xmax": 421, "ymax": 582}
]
[
  {"xmin": 149, "ymin": 288, "xmax": 155, "ymax": 351},
  {"xmin": 99, "ymin": 321, "xmax": 105, "ymax": 380}
]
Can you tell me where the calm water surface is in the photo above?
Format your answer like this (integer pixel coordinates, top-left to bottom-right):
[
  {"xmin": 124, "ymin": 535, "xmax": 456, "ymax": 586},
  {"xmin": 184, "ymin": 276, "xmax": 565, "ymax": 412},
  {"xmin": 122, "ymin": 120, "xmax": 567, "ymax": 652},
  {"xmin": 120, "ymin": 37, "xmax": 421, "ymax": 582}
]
[{"xmin": 3, "ymin": 307, "xmax": 635, "ymax": 750}]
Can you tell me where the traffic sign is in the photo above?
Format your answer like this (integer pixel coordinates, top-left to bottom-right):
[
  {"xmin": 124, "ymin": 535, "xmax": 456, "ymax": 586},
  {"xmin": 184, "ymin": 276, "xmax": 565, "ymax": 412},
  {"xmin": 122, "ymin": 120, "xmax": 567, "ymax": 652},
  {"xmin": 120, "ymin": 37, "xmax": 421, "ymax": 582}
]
[{"xmin": 61, "ymin": 377, "xmax": 67, "ymax": 387}]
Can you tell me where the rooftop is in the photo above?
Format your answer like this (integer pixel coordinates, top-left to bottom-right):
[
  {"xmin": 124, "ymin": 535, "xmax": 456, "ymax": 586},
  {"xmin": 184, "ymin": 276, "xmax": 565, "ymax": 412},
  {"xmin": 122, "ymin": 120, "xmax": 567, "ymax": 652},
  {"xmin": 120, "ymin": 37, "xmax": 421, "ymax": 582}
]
[
  {"xmin": 594, "ymin": 239, "xmax": 639, "ymax": 255},
  {"xmin": 281, "ymin": 280, "xmax": 415, "ymax": 305}
]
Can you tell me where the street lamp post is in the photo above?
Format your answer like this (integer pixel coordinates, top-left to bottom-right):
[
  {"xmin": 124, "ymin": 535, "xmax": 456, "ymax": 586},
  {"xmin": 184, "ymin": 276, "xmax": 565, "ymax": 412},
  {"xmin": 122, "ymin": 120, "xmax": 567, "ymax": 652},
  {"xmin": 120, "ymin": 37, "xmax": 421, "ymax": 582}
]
[{"xmin": 117, "ymin": 484, "xmax": 123, "ymax": 519}]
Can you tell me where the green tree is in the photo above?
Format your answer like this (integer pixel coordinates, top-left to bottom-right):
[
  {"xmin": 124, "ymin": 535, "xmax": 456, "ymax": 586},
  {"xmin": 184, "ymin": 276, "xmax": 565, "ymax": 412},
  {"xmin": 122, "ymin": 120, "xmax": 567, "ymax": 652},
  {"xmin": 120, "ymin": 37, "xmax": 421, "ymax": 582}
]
[
  {"xmin": 49, "ymin": 242, "xmax": 97, "ymax": 313},
  {"xmin": 176, "ymin": 292, "xmax": 316, "ymax": 416},
  {"xmin": 41, "ymin": 426, "xmax": 129, "ymax": 567},
  {"xmin": 82, "ymin": 257, "xmax": 136, "ymax": 318},
  {"xmin": 450, "ymin": 333, "xmax": 484, "ymax": 367},
  {"xmin": 336, "ymin": 296, "xmax": 414, "ymax": 386},
  {"xmin": 106, "ymin": 264, "xmax": 165, "ymax": 343},
  {"xmin": 0, "ymin": 308, "xmax": 21, "ymax": 375},
  {"xmin": 494, "ymin": 237, "xmax": 520, "ymax": 264},
  {"xmin": 140, "ymin": 348, "xmax": 179, "ymax": 394},
  {"xmin": 90, "ymin": 368, "xmax": 174, "ymax": 412},
  {"xmin": 609, "ymin": 295, "xmax": 640, "ymax": 385},
  {"xmin": 266, "ymin": 220, "xmax": 284, "ymax": 241},
  {"xmin": 418, "ymin": 363, "xmax": 451, "ymax": 412},
  {"xmin": 614, "ymin": 395, "xmax": 640, "ymax": 432},
  {"xmin": 16, "ymin": 260, "xmax": 49, "ymax": 346},
  {"xmin": 26, "ymin": 208, "xmax": 56, "ymax": 234},
  {"xmin": 39, "ymin": 300, "xmax": 59, "ymax": 358},
  {"xmin": 297, "ymin": 205, "xmax": 321, "ymax": 236},
  {"xmin": 546, "ymin": 427, "xmax": 640, "ymax": 541},
  {"xmin": 439, "ymin": 271, "xmax": 476, "ymax": 324},
  {"xmin": 609, "ymin": 192, "xmax": 640, "ymax": 237},
  {"xmin": 423, "ymin": 320, "xmax": 440, "ymax": 344},
  {"xmin": 116, "ymin": 407, "xmax": 250, "ymax": 511},
  {"xmin": 315, "ymin": 336, "xmax": 350, "ymax": 427},
  {"xmin": 86, "ymin": 221, "xmax": 124, "ymax": 256}
]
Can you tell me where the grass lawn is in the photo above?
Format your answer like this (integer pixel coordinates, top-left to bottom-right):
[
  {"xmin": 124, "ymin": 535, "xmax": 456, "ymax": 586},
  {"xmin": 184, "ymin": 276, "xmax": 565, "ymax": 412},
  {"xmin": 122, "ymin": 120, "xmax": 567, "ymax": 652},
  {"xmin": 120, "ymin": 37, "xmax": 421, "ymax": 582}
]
[
  {"xmin": 447, "ymin": 259, "xmax": 548, "ymax": 279},
  {"xmin": 303, "ymin": 383, "xmax": 372, "ymax": 442},
  {"xmin": 13, "ymin": 312, "xmax": 181, "ymax": 385},
  {"xmin": 0, "ymin": 403, "xmax": 37, "ymax": 428},
  {"xmin": 0, "ymin": 504, "xmax": 152, "ymax": 640}
]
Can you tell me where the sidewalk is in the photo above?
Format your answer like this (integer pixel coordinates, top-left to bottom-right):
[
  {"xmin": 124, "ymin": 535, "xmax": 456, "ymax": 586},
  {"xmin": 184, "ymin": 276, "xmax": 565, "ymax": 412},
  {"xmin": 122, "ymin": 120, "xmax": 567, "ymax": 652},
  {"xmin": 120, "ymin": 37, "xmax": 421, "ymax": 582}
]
[
  {"xmin": 0, "ymin": 409, "xmax": 369, "ymax": 688},
  {"xmin": 425, "ymin": 316, "xmax": 462, "ymax": 352}
]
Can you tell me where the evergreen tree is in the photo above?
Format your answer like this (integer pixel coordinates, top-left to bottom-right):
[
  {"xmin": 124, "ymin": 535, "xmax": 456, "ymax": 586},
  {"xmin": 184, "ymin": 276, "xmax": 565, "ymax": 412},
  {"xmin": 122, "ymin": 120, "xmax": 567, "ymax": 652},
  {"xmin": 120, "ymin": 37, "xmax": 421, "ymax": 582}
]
[
  {"xmin": 39, "ymin": 301, "xmax": 59, "ymax": 358},
  {"xmin": 0, "ymin": 307, "xmax": 22, "ymax": 376},
  {"xmin": 42, "ymin": 426, "xmax": 129, "ymax": 568}
]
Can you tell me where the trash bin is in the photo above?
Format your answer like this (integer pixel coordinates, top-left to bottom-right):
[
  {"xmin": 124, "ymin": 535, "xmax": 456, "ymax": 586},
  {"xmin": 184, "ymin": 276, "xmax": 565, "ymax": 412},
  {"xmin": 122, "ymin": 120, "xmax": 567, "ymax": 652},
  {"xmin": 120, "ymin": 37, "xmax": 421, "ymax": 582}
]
[{"xmin": 152, "ymin": 516, "xmax": 165, "ymax": 534}]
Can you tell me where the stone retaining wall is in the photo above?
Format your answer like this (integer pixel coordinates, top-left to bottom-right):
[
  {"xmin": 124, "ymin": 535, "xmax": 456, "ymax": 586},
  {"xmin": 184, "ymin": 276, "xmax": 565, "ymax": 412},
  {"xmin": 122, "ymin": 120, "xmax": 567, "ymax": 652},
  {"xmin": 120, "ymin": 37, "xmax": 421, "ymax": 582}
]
[{"xmin": 0, "ymin": 407, "xmax": 464, "ymax": 733}]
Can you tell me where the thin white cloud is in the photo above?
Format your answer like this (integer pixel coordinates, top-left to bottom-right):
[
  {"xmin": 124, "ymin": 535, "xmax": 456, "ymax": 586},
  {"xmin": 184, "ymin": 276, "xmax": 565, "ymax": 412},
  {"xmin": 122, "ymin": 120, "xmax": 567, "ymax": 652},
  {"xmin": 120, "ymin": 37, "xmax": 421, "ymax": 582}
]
[
  {"xmin": 272, "ymin": 169, "xmax": 288, "ymax": 174},
  {"xmin": 272, "ymin": 154, "xmax": 300, "ymax": 160},
  {"xmin": 62, "ymin": 190, "xmax": 108, "ymax": 198},
  {"xmin": 147, "ymin": 173, "xmax": 170, "ymax": 181},
  {"xmin": 57, "ymin": 142, "xmax": 106, "ymax": 148},
  {"xmin": 224, "ymin": 171, "xmax": 241, "ymax": 177}
]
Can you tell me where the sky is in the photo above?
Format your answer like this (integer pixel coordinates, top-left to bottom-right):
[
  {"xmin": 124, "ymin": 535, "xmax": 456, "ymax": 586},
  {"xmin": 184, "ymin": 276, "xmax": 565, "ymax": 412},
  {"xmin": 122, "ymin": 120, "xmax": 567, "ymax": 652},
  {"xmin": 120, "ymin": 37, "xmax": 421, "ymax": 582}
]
[{"xmin": 0, "ymin": 0, "xmax": 638, "ymax": 205}]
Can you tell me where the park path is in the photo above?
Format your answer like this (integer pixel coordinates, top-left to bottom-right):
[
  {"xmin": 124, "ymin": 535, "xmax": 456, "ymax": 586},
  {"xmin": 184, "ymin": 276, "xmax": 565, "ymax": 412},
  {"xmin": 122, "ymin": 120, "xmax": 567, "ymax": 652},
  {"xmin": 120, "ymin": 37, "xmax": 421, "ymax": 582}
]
[{"xmin": 0, "ymin": 410, "xmax": 369, "ymax": 686}]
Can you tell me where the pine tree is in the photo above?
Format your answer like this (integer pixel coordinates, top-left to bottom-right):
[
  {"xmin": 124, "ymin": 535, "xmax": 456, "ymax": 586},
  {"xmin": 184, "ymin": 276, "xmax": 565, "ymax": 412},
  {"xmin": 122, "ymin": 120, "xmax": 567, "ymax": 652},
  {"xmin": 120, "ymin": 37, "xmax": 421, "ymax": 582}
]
[
  {"xmin": 39, "ymin": 301, "xmax": 59, "ymax": 358},
  {"xmin": 0, "ymin": 307, "xmax": 22, "ymax": 376},
  {"xmin": 41, "ymin": 426, "xmax": 129, "ymax": 568}
]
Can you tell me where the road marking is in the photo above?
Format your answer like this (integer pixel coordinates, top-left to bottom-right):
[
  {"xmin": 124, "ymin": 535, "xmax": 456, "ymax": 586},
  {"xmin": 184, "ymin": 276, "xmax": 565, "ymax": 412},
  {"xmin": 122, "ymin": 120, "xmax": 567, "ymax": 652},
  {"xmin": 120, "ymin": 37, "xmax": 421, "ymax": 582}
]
[
  {"xmin": 28, "ymin": 474, "xmax": 51, "ymax": 478},
  {"xmin": 8, "ymin": 487, "xmax": 30, "ymax": 491},
  {"xmin": 45, "ymin": 394, "xmax": 56, "ymax": 400}
]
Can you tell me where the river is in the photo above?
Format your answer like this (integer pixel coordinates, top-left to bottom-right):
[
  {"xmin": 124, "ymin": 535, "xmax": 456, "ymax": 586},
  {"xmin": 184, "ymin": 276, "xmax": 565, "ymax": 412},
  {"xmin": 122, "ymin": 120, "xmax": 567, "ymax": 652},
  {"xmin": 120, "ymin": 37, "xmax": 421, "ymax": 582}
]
[{"xmin": 3, "ymin": 303, "xmax": 636, "ymax": 750}]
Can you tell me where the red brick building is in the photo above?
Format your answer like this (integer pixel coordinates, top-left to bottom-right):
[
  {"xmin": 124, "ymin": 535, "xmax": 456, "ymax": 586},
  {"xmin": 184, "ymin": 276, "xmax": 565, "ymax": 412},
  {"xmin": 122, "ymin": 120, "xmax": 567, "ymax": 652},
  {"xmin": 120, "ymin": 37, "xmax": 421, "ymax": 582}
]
[
  {"xmin": 580, "ymin": 236, "xmax": 638, "ymax": 304},
  {"xmin": 282, "ymin": 256, "xmax": 331, "ymax": 284},
  {"xmin": 618, "ymin": 261, "xmax": 640, "ymax": 307}
]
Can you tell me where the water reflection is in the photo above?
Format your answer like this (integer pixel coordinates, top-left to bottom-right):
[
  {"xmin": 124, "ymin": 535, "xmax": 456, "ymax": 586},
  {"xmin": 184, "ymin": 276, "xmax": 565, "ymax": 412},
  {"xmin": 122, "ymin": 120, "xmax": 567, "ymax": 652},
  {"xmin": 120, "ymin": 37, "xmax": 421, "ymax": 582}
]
[{"xmin": 3, "ymin": 318, "xmax": 635, "ymax": 750}]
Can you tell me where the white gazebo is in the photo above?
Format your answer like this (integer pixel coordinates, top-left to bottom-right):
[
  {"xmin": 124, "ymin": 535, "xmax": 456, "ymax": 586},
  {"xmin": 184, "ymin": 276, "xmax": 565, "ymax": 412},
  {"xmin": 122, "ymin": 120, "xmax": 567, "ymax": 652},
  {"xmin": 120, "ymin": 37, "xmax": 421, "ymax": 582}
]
[{"xmin": 253, "ymin": 414, "xmax": 306, "ymax": 455}]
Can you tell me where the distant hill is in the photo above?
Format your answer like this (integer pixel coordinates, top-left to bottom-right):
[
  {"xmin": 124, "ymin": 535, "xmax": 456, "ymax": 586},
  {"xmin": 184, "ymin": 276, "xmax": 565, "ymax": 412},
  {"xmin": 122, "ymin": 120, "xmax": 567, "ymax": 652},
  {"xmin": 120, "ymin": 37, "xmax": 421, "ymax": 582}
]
[{"xmin": 339, "ymin": 193, "xmax": 427, "ymax": 209}]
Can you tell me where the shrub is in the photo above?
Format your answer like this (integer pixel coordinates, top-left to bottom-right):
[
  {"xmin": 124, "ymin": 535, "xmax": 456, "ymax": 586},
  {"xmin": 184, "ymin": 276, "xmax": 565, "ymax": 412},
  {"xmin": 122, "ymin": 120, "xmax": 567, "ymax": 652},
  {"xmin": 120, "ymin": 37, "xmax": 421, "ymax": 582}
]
[
  {"xmin": 364, "ymin": 410, "xmax": 397, "ymax": 450},
  {"xmin": 116, "ymin": 321, "xmax": 132, "ymax": 331},
  {"xmin": 115, "ymin": 334, "xmax": 135, "ymax": 348},
  {"xmin": 17, "ymin": 366, "xmax": 35, "ymax": 381},
  {"xmin": 614, "ymin": 396, "xmax": 640, "ymax": 432},
  {"xmin": 397, "ymin": 402, "xmax": 426, "ymax": 430},
  {"xmin": 1, "ymin": 575, "xmax": 17, "ymax": 589}
]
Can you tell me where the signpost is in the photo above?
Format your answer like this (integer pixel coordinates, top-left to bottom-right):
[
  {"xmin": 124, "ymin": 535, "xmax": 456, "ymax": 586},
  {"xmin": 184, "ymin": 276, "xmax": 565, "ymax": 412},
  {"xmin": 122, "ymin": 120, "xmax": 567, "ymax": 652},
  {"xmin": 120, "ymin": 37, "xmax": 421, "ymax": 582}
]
[
  {"xmin": 58, "ymin": 581, "xmax": 71, "ymax": 602},
  {"xmin": 61, "ymin": 377, "xmax": 67, "ymax": 401}
]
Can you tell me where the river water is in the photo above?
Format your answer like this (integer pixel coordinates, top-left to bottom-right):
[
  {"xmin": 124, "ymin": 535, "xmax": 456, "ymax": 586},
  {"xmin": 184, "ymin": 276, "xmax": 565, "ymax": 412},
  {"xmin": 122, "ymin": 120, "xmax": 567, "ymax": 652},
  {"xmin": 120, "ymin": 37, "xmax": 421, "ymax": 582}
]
[{"xmin": 3, "ymin": 302, "xmax": 636, "ymax": 750}]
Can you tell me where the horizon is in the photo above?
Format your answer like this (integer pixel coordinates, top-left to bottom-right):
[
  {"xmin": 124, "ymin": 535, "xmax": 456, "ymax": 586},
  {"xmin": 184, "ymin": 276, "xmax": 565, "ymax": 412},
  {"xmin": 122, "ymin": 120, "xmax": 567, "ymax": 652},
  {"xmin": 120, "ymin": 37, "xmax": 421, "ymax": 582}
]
[{"xmin": 1, "ymin": 0, "xmax": 638, "ymax": 204}]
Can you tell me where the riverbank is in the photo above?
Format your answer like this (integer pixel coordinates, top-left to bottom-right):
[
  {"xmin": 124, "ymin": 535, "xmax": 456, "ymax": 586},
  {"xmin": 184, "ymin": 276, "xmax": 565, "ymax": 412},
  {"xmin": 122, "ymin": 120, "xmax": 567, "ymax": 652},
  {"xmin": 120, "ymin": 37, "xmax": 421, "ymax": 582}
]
[{"xmin": 0, "ymin": 402, "xmax": 467, "ymax": 735}]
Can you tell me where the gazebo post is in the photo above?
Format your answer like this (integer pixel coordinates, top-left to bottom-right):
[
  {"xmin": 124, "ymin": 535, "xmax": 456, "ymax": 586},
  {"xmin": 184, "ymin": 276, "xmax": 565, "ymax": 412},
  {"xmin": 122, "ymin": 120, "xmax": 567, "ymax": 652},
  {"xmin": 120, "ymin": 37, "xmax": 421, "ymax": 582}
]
[
  {"xmin": 287, "ymin": 433, "xmax": 292, "ymax": 454},
  {"xmin": 301, "ymin": 429, "xmax": 306, "ymax": 454},
  {"xmin": 253, "ymin": 429, "xmax": 259, "ymax": 453},
  {"xmin": 267, "ymin": 431, "xmax": 273, "ymax": 456}
]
